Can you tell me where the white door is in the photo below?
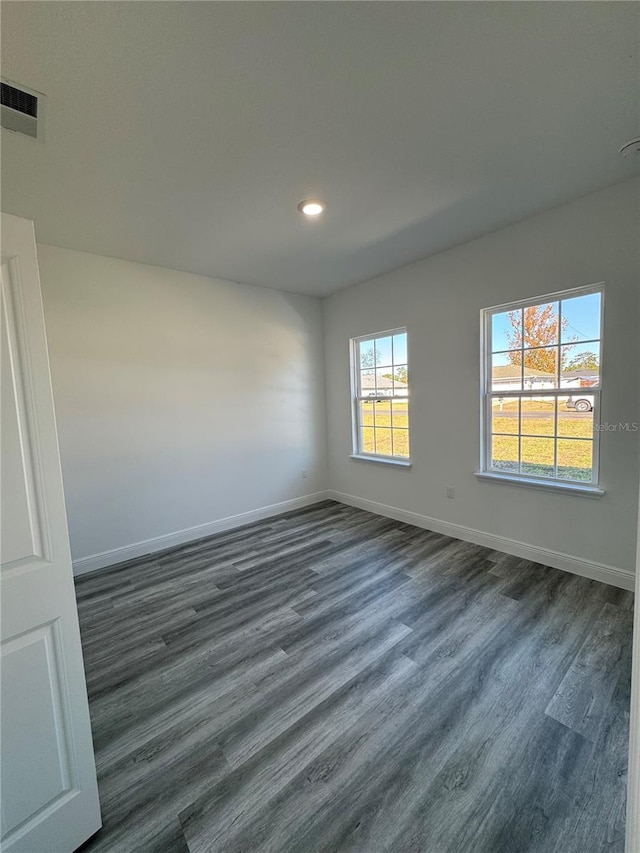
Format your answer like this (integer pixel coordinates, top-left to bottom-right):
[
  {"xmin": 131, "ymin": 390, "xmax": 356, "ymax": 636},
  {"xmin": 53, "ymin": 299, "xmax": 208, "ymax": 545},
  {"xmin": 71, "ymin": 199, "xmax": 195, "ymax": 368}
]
[{"xmin": 1, "ymin": 213, "xmax": 101, "ymax": 852}]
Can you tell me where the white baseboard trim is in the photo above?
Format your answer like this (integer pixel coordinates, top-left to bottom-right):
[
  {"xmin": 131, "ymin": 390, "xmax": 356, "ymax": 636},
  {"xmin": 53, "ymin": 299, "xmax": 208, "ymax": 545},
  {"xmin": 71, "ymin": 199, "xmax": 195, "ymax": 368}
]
[
  {"xmin": 328, "ymin": 490, "xmax": 635, "ymax": 591},
  {"xmin": 74, "ymin": 487, "xmax": 635, "ymax": 591},
  {"xmin": 72, "ymin": 491, "xmax": 330, "ymax": 577}
]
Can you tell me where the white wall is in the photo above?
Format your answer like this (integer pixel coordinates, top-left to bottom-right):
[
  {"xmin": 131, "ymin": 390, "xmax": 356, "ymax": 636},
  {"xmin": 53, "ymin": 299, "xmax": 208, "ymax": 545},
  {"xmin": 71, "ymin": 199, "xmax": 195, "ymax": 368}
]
[
  {"xmin": 323, "ymin": 179, "xmax": 640, "ymax": 578},
  {"xmin": 37, "ymin": 246, "xmax": 327, "ymax": 569}
]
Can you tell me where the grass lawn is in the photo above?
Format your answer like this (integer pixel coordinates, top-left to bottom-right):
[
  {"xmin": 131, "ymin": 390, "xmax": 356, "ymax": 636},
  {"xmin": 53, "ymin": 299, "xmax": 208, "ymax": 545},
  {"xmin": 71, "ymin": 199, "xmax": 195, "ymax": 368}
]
[
  {"xmin": 360, "ymin": 400, "xmax": 409, "ymax": 457},
  {"xmin": 491, "ymin": 400, "xmax": 593, "ymax": 480},
  {"xmin": 360, "ymin": 398, "xmax": 593, "ymax": 480}
]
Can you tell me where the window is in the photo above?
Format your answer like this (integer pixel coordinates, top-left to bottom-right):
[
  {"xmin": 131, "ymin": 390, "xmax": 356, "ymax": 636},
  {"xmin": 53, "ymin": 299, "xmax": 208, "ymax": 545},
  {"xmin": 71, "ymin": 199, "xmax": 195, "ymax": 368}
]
[
  {"xmin": 351, "ymin": 328, "xmax": 409, "ymax": 462},
  {"xmin": 481, "ymin": 284, "xmax": 603, "ymax": 489}
]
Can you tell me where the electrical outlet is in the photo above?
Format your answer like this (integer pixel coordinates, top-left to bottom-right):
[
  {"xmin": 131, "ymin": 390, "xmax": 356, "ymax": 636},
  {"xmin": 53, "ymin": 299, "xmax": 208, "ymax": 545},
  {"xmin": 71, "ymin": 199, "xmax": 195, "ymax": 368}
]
[
  {"xmin": 302, "ymin": 468, "xmax": 308, "ymax": 479},
  {"xmin": 446, "ymin": 485, "xmax": 455, "ymax": 499}
]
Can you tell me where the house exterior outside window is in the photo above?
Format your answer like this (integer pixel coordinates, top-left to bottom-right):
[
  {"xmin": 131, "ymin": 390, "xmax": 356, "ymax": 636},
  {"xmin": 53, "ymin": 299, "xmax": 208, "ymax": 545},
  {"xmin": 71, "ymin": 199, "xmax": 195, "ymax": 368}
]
[
  {"xmin": 479, "ymin": 285, "xmax": 604, "ymax": 493},
  {"xmin": 351, "ymin": 328, "xmax": 410, "ymax": 463}
]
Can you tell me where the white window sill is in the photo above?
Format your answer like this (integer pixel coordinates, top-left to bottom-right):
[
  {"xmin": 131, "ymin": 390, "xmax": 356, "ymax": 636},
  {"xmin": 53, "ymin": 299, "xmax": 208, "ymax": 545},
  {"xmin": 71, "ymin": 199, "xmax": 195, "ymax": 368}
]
[
  {"xmin": 350, "ymin": 454, "xmax": 412, "ymax": 468},
  {"xmin": 474, "ymin": 471, "xmax": 605, "ymax": 498}
]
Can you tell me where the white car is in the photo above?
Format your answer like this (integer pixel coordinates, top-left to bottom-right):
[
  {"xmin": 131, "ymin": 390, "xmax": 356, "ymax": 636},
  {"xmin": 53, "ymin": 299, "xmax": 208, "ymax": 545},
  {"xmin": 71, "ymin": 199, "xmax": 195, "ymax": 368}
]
[{"xmin": 565, "ymin": 395, "xmax": 593, "ymax": 412}]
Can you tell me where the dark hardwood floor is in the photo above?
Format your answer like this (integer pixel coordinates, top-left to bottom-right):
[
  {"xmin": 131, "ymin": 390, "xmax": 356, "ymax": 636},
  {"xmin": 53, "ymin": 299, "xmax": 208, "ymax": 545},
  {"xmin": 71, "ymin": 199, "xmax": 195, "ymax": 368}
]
[{"xmin": 74, "ymin": 500, "xmax": 634, "ymax": 853}]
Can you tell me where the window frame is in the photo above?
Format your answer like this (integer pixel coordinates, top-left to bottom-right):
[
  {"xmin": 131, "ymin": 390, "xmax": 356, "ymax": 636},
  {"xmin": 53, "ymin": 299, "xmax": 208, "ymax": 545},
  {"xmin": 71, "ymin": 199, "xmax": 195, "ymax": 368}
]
[
  {"xmin": 350, "ymin": 326, "xmax": 411, "ymax": 466},
  {"xmin": 479, "ymin": 283, "xmax": 604, "ymax": 494}
]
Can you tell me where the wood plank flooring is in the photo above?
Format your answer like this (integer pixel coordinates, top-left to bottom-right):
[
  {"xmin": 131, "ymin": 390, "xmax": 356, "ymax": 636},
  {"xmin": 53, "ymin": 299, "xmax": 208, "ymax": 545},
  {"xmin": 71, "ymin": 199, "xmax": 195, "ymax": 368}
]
[{"xmin": 75, "ymin": 500, "xmax": 634, "ymax": 853}]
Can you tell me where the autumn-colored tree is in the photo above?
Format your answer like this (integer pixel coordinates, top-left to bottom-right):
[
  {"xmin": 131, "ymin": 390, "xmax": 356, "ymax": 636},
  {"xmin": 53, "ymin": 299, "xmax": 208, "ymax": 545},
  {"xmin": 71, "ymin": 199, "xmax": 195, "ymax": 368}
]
[{"xmin": 506, "ymin": 305, "xmax": 575, "ymax": 374}]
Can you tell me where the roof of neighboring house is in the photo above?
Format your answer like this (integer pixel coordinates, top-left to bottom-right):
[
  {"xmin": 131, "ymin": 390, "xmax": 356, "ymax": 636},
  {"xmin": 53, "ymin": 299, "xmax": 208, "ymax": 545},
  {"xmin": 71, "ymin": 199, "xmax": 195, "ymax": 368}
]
[
  {"xmin": 360, "ymin": 373, "xmax": 407, "ymax": 390},
  {"xmin": 561, "ymin": 369, "xmax": 599, "ymax": 380},
  {"xmin": 492, "ymin": 365, "xmax": 555, "ymax": 380}
]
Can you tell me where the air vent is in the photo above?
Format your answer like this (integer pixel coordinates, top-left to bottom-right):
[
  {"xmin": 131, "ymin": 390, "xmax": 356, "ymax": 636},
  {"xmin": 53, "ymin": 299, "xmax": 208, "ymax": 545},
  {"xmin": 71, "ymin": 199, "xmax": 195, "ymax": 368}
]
[
  {"xmin": 1, "ymin": 80, "xmax": 42, "ymax": 139},
  {"xmin": 1, "ymin": 82, "xmax": 37, "ymax": 117}
]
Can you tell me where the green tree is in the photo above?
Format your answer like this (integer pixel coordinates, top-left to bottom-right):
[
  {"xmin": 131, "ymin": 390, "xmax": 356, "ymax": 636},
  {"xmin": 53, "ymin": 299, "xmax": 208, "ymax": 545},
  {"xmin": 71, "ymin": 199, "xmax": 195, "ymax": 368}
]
[
  {"xmin": 382, "ymin": 367, "xmax": 408, "ymax": 385},
  {"xmin": 395, "ymin": 365, "xmax": 408, "ymax": 384},
  {"xmin": 360, "ymin": 346, "xmax": 380, "ymax": 369},
  {"xmin": 565, "ymin": 351, "xmax": 599, "ymax": 371}
]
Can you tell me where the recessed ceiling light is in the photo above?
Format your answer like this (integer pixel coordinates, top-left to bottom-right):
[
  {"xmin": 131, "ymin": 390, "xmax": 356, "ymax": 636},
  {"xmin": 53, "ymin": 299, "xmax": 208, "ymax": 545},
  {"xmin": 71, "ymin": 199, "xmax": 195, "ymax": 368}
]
[
  {"xmin": 619, "ymin": 137, "xmax": 640, "ymax": 157},
  {"xmin": 298, "ymin": 199, "xmax": 325, "ymax": 217}
]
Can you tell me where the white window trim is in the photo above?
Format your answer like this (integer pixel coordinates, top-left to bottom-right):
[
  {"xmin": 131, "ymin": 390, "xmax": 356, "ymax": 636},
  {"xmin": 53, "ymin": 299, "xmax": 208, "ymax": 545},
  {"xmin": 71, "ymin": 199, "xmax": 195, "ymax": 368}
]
[
  {"xmin": 350, "ymin": 327, "xmax": 410, "ymax": 465},
  {"xmin": 350, "ymin": 453, "xmax": 412, "ymax": 468},
  {"xmin": 474, "ymin": 471, "xmax": 604, "ymax": 497},
  {"xmin": 479, "ymin": 283, "xmax": 605, "ymax": 495}
]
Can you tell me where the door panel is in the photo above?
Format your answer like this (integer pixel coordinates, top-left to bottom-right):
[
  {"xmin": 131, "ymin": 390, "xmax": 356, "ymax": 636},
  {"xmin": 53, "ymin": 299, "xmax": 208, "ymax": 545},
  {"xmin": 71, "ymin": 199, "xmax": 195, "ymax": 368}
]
[
  {"xmin": 1, "ymin": 213, "xmax": 101, "ymax": 852},
  {"xmin": 1, "ymin": 269, "xmax": 44, "ymax": 564},
  {"xmin": 1, "ymin": 622, "xmax": 72, "ymax": 835}
]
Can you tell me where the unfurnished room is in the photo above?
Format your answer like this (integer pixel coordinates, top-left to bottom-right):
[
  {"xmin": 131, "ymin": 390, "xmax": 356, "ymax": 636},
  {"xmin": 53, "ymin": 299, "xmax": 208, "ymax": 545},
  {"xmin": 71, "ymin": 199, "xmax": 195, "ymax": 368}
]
[{"xmin": 1, "ymin": 3, "xmax": 639, "ymax": 852}]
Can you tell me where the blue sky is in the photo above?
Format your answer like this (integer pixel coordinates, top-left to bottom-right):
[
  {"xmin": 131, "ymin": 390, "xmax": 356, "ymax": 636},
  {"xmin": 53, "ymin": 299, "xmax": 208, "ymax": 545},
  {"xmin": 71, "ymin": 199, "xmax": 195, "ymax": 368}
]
[
  {"xmin": 359, "ymin": 332, "xmax": 407, "ymax": 370},
  {"xmin": 491, "ymin": 292, "xmax": 601, "ymax": 353}
]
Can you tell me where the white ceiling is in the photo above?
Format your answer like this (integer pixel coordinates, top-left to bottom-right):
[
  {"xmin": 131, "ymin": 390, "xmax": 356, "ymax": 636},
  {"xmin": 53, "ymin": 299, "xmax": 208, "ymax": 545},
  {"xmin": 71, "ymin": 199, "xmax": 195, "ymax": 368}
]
[{"xmin": 2, "ymin": 2, "xmax": 639, "ymax": 297}]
